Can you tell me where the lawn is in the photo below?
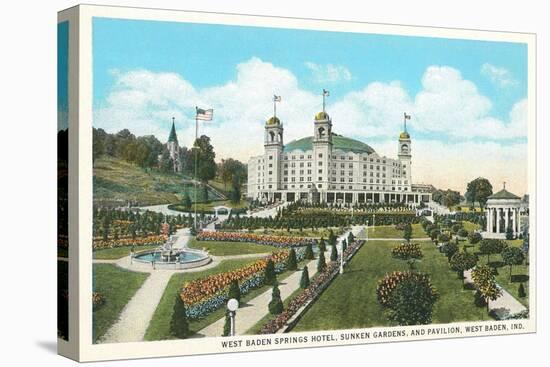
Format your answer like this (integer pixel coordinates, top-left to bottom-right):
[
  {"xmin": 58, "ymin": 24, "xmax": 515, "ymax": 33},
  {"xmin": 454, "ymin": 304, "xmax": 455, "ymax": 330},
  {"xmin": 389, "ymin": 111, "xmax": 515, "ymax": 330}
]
[
  {"xmin": 144, "ymin": 257, "xmax": 303, "ymax": 340},
  {"xmin": 292, "ymin": 240, "xmax": 485, "ymax": 332},
  {"xmin": 92, "ymin": 245, "xmax": 159, "ymax": 260},
  {"xmin": 188, "ymin": 238, "xmax": 277, "ymax": 256},
  {"xmin": 368, "ymin": 223, "xmax": 428, "ymax": 239},
  {"xmin": 252, "ymin": 227, "xmax": 345, "ymax": 239},
  {"xmin": 93, "ymin": 264, "xmax": 150, "ymax": 342}
]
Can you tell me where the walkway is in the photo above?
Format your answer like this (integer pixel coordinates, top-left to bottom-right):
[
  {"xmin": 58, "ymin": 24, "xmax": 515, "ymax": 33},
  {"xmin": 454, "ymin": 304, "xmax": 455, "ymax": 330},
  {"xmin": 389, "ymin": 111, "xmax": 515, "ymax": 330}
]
[
  {"xmin": 100, "ymin": 270, "xmax": 173, "ymax": 343},
  {"xmin": 464, "ymin": 269, "xmax": 527, "ymax": 317}
]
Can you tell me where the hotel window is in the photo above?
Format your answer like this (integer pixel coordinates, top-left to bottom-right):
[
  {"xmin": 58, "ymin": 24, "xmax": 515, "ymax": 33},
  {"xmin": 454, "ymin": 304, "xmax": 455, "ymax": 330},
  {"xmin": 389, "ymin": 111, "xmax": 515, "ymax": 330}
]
[
  {"xmin": 268, "ymin": 184, "xmax": 272, "ymax": 188},
  {"xmin": 349, "ymin": 171, "xmax": 353, "ymax": 176},
  {"xmin": 284, "ymin": 170, "xmax": 288, "ymax": 175},
  {"xmin": 349, "ymin": 163, "xmax": 353, "ymax": 168},
  {"xmin": 300, "ymin": 177, "xmax": 304, "ymax": 182},
  {"xmin": 318, "ymin": 169, "xmax": 323, "ymax": 174},
  {"xmin": 318, "ymin": 153, "xmax": 323, "ymax": 158},
  {"xmin": 307, "ymin": 162, "xmax": 312, "ymax": 167},
  {"xmin": 269, "ymin": 156, "xmax": 273, "ymax": 160},
  {"xmin": 300, "ymin": 155, "xmax": 304, "ymax": 159},
  {"xmin": 300, "ymin": 170, "xmax": 304, "ymax": 175},
  {"xmin": 318, "ymin": 184, "xmax": 323, "ymax": 188},
  {"xmin": 268, "ymin": 171, "xmax": 272, "ymax": 175},
  {"xmin": 340, "ymin": 178, "xmax": 345, "ymax": 182},
  {"xmin": 307, "ymin": 177, "xmax": 312, "ymax": 182},
  {"xmin": 284, "ymin": 163, "xmax": 288, "ymax": 168},
  {"xmin": 349, "ymin": 186, "xmax": 353, "ymax": 189},
  {"xmin": 319, "ymin": 177, "xmax": 323, "ymax": 181},
  {"xmin": 363, "ymin": 164, "xmax": 367, "ymax": 169},
  {"xmin": 318, "ymin": 161, "xmax": 323, "ymax": 166},
  {"xmin": 284, "ymin": 178, "xmax": 288, "ymax": 182},
  {"xmin": 340, "ymin": 163, "xmax": 345, "ymax": 168},
  {"xmin": 268, "ymin": 163, "xmax": 272, "ymax": 168},
  {"xmin": 308, "ymin": 155, "xmax": 312, "ymax": 159},
  {"xmin": 300, "ymin": 162, "xmax": 304, "ymax": 167},
  {"xmin": 291, "ymin": 170, "xmax": 295, "ymax": 174},
  {"xmin": 291, "ymin": 177, "xmax": 296, "ymax": 182},
  {"xmin": 348, "ymin": 178, "xmax": 353, "ymax": 183},
  {"xmin": 363, "ymin": 178, "xmax": 367, "ymax": 183},
  {"xmin": 340, "ymin": 170, "xmax": 345, "ymax": 175},
  {"xmin": 307, "ymin": 169, "xmax": 312, "ymax": 174},
  {"xmin": 349, "ymin": 156, "xmax": 353, "ymax": 160}
]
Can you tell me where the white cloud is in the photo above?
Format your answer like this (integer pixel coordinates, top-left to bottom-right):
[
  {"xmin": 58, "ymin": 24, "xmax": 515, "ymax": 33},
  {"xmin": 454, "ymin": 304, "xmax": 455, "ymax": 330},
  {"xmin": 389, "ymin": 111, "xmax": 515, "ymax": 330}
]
[
  {"xmin": 304, "ymin": 62, "xmax": 352, "ymax": 84},
  {"xmin": 94, "ymin": 59, "xmax": 528, "ymax": 192},
  {"xmin": 481, "ymin": 62, "xmax": 517, "ymax": 88}
]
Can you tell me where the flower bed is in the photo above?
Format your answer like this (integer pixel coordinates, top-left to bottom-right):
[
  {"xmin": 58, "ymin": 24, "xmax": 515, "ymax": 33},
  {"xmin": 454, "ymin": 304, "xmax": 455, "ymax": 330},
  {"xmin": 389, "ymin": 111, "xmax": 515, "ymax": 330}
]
[
  {"xmin": 180, "ymin": 249, "xmax": 306, "ymax": 319},
  {"xmin": 258, "ymin": 240, "xmax": 365, "ymax": 334},
  {"xmin": 196, "ymin": 231, "xmax": 315, "ymax": 248},
  {"xmin": 92, "ymin": 235, "xmax": 167, "ymax": 250},
  {"xmin": 376, "ymin": 271, "xmax": 436, "ymax": 307},
  {"xmin": 391, "ymin": 242, "xmax": 423, "ymax": 261}
]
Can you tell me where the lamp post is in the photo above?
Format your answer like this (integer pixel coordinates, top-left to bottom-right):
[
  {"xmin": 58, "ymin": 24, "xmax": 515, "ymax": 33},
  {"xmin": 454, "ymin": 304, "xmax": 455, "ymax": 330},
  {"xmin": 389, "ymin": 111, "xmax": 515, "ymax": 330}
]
[
  {"xmin": 373, "ymin": 213, "xmax": 376, "ymax": 232},
  {"xmin": 339, "ymin": 237, "xmax": 344, "ymax": 274},
  {"xmin": 366, "ymin": 219, "xmax": 369, "ymax": 241},
  {"xmin": 227, "ymin": 298, "xmax": 239, "ymax": 336}
]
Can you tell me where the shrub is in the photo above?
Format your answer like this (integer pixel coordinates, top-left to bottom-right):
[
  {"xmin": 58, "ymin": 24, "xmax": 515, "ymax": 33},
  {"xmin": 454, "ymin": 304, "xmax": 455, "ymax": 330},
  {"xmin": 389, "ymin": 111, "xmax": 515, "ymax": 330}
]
[
  {"xmin": 506, "ymin": 226, "xmax": 515, "ymax": 240},
  {"xmin": 286, "ymin": 248, "xmax": 298, "ymax": 271},
  {"xmin": 264, "ymin": 259, "xmax": 277, "ymax": 285},
  {"xmin": 300, "ymin": 266, "xmax": 310, "ymax": 289},
  {"xmin": 342, "ymin": 239, "xmax": 348, "ymax": 253},
  {"xmin": 304, "ymin": 243, "xmax": 314, "ymax": 260},
  {"xmin": 518, "ymin": 283, "xmax": 526, "ymax": 298},
  {"xmin": 319, "ymin": 237, "xmax": 327, "ymax": 252},
  {"xmin": 468, "ymin": 232, "xmax": 482, "ymax": 245},
  {"xmin": 430, "ymin": 228, "xmax": 441, "ymax": 241},
  {"xmin": 268, "ymin": 283, "xmax": 284, "ymax": 315},
  {"xmin": 391, "ymin": 242, "xmax": 423, "ymax": 269},
  {"xmin": 457, "ymin": 228, "xmax": 468, "ymax": 238},
  {"xmin": 347, "ymin": 231, "xmax": 355, "ymax": 244},
  {"xmin": 441, "ymin": 241, "xmax": 459, "ymax": 260},
  {"xmin": 317, "ymin": 250, "xmax": 326, "ymax": 273},
  {"xmin": 376, "ymin": 271, "xmax": 438, "ymax": 326},
  {"xmin": 474, "ymin": 290, "xmax": 487, "ymax": 308},
  {"xmin": 227, "ymin": 280, "xmax": 241, "ymax": 302},
  {"xmin": 451, "ymin": 224, "xmax": 462, "ymax": 234},
  {"xmin": 171, "ymin": 294, "xmax": 189, "ymax": 339},
  {"xmin": 438, "ymin": 233, "xmax": 450, "ymax": 243}
]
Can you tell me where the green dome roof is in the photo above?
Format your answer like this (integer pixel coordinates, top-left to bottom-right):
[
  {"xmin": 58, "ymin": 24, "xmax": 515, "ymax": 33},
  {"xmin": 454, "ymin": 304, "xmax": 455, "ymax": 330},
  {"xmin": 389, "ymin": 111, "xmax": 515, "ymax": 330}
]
[
  {"xmin": 266, "ymin": 116, "xmax": 281, "ymax": 125},
  {"xmin": 488, "ymin": 189, "xmax": 521, "ymax": 200},
  {"xmin": 315, "ymin": 111, "xmax": 330, "ymax": 121},
  {"xmin": 284, "ymin": 134, "xmax": 375, "ymax": 154}
]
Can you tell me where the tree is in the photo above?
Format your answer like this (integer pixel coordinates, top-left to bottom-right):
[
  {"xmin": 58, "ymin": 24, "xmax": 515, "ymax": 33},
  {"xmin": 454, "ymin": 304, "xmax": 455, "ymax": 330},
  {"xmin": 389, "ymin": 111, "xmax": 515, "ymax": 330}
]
[
  {"xmin": 438, "ymin": 233, "xmax": 450, "ymax": 244},
  {"xmin": 227, "ymin": 280, "xmax": 241, "ymax": 302},
  {"xmin": 449, "ymin": 251, "xmax": 478, "ymax": 285},
  {"xmin": 457, "ymin": 228, "xmax": 468, "ymax": 238},
  {"xmin": 501, "ymin": 246, "xmax": 525, "ymax": 281},
  {"xmin": 191, "ymin": 135, "xmax": 217, "ymax": 183},
  {"xmin": 442, "ymin": 190, "xmax": 461, "ymax": 209},
  {"xmin": 341, "ymin": 239, "xmax": 348, "ymax": 254},
  {"xmin": 471, "ymin": 265, "xmax": 502, "ymax": 312},
  {"xmin": 478, "ymin": 239, "xmax": 507, "ymax": 264},
  {"xmin": 441, "ymin": 241, "xmax": 459, "ymax": 260},
  {"xmin": 318, "ymin": 237, "xmax": 326, "ymax": 253},
  {"xmin": 430, "ymin": 228, "xmax": 441, "ymax": 242},
  {"xmin": 171, "ymin": 295, "xmax": 189, "ymax": 339},
  {"xmin": 347, "ymin": 231, "xmax": 355, "ymax": 244},
  {"xmin": 182, "ymin": 193, "xmax": 192, "ymax": 211},
  {"xmin": 403, "ymin": 224, "xmax": 412, "ymax": 243},
  {"xmin": 268, "ymin": 283, "xmax": 283, "ymax": 315},
  {"xmin": 304, "ymin": 243, "xmax": 314, "ymax": 260},
  {"xmin": 286, "ymin": 248, "xmax": 298, "ymax": 271},
  {"xmin": 330, "ymin": 242, "xmax": 338, "ymax": 262},
  {"xmin": 317, "ymin": 250, "xmax": 326, "ymax": 273},
  {"xmin": 300, "ymin": 266, "xmax": 310, "ymax": 289},
  {"xmin": 264, "ymin": 259, "xmax": 277, "ymax": 285},
  {"xmin": 465, "ymin": 177, "xmax": 493, "ymax": 209}
]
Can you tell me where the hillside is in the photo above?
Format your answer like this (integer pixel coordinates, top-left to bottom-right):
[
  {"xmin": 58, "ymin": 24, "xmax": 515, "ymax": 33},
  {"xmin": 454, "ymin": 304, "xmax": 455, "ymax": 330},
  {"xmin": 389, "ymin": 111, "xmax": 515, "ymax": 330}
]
[{"xmin": 93, "ymin": 157, "xmax": 223, "ymax": 206}]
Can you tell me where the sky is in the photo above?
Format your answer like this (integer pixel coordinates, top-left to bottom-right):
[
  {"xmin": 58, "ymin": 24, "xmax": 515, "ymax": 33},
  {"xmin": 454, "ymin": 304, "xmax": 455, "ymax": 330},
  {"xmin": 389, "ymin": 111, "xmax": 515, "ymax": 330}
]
[{"xmin": 92, "ymin": 17, "xmax": 529, "ymax": 195}]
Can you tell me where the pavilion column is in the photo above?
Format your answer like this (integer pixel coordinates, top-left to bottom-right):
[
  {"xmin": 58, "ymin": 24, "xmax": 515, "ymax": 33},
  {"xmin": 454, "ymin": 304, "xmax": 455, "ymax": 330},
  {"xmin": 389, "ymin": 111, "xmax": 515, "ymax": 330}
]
[
  {"xmin": 505, "ymin": 208, "xmax": 510, "ymax": 232},
  {"xmin": 496, "ymin": 208, "xmax": 500, "ymax": 233},
  {"xmin": 486, "ymin": 209, "xmax": 490, "ymax": 232},
  {"xmin": 512, "ymin": 208, "xmax": 517, "ymax": 235}
]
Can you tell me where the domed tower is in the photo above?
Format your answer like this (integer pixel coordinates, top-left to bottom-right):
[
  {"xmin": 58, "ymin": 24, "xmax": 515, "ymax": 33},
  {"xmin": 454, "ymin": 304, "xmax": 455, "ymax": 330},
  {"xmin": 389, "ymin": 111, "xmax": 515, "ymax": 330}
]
[
  {"xmin": 398, "ymin": 113, "xmax": 412, "ymax": 189},
  {"xmin": 312, "ymin": 111, "xmax": 333, "ymax": 191},
  {"xmin": 264, "ymin": 116, "xmax": 284, "ymax": 191}
]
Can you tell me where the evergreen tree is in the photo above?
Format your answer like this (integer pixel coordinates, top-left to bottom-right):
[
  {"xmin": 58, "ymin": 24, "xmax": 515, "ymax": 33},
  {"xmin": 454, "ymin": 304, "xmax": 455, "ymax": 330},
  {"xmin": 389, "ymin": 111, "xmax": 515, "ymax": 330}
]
[
  {"xmin": 227, "ymin": 280, "xmax": 241, "ymax": 302},
  {"xmin": 330, "ymin": 242, "xmax": 338, "ymax": 262},
  {"xmin": 319, "ymin": 237, "xmax": 326, "ymax": 252},
  {"xmin": 171, "ymin": 295, "xmax": 189, "ymax": 339},
  {"xmin": 342, "ymin": 239, "xmax": 348, "ymax": 254},
  {"xmin": 264, "ymin": 259, "xmax": 277, "ymax": 285},
  {"xmin": 347, "ymin": 231, "xmax": 355, "ymax": 244},
  {"xmin": 304, "ymin": 243, "xmax": 314, "ymax": 260},
  {"xmin": 286, "ymin": 248, "xmax": 298, "ymax": 271},
  {"xmin": 518, "ymin": 283, "xmax": 526, "ymax": 298},
  {"xmin": 300, "ymin": 266, "xmax": 310, "ymax": 289},
  {"xmin": 222, "ymin": 311, "xmax": 231, "ymax": 337},
  {"xmin": 268, "ymin": 283, "xmax": 284, "ymax": 315},
  {"xmin": 317, "ymin": 250, "xmax": 326, "ymax": 273}
]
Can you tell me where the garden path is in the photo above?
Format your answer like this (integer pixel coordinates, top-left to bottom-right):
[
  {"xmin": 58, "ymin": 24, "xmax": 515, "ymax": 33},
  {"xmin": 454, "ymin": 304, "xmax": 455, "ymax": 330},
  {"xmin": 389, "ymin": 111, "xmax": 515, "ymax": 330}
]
[{"xmin": 464, "ymin": 269, "xmax": 527, "ymax": 317}]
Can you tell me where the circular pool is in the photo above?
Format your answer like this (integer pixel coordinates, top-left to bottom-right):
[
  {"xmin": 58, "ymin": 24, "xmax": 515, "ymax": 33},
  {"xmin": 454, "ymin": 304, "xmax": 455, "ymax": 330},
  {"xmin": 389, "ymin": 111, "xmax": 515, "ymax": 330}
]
[{"xmin": 133, "ymin": 248, "xmax": 211, "ymax": 269}]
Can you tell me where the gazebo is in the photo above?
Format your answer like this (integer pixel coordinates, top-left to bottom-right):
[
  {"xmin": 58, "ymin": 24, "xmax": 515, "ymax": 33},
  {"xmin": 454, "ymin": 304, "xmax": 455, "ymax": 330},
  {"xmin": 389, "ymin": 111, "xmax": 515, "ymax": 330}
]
[
  {"xmin": 484, "ymin": 183, "xmax": 522, "ymax": 239},
  {"xmin": 212, "ymin": 205, "xmax": 232, "ymax": 217}
]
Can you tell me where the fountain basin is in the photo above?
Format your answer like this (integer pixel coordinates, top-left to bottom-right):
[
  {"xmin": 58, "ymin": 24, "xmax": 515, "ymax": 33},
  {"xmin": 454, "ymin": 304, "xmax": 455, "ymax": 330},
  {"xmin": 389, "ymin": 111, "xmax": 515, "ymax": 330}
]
[{"xmin": 133, "ymin": 248, "xmax": 211, "ymax": 270}]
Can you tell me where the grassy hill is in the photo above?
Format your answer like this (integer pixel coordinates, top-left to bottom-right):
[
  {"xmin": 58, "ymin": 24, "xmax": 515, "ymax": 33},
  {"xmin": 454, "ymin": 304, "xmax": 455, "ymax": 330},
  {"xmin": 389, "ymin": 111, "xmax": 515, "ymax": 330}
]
[{"xmin": 93, "ymin": 157, "xmax": 223, "ymax": 206}]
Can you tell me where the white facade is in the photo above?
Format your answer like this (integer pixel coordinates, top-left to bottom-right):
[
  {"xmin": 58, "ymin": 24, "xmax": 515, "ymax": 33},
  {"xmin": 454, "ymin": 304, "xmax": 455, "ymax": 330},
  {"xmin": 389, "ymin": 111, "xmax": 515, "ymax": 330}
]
[
  {"xmin": 247, "ymin": 112, "xmax": 431, "ymax": 205},
  {"xmin": 484, "ymin": 187, "xmax": 524, "ymax": 239}
]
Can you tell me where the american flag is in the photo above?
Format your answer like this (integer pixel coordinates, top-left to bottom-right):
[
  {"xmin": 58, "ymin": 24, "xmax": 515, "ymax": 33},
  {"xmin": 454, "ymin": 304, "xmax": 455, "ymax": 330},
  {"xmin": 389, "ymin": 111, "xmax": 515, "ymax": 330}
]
[
  {"xmin": 273, "ymin": 95, "xmax": 281, "ymax": 102},
  {"xmin": 196, "ymin": 107, "xmax": 213, "ymax": 121},
  {"xmin": 323, "ymin": 89, "xmax": 330, "ymax": 97},
  {"xmin": 404, "ymin": 112, "xmax": 411, "ymax": 120}
]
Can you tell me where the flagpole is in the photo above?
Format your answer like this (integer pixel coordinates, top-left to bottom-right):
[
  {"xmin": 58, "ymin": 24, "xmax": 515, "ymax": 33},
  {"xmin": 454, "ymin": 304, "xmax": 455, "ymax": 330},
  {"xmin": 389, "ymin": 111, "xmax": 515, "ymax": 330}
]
[{"xmin": 194, "ymin": 108, "xmax": 198, "ymax": 230}]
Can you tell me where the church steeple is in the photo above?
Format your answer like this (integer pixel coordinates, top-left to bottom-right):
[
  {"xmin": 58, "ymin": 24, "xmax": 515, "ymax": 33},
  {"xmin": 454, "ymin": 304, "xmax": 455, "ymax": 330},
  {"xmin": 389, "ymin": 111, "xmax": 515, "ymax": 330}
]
[{"xmin": 168, "ymin": 117, "xmax": 178, "ymax": 144}]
